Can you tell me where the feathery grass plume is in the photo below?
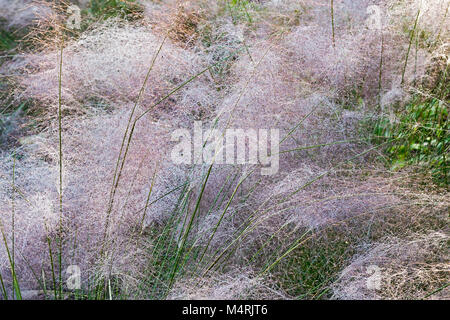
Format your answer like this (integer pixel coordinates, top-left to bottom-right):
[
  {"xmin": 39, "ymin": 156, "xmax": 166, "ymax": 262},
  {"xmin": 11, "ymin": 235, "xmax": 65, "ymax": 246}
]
[
  {"xmin": 394, "ymin": 0, "xmax": 450, "ymax": 45},
  {"xmin": 261, "ymin": 0, "xmax": 313, "ymax": 28},
  {"xmin": 0, "ymin": 0, "xmax": 53, "ymax": 30},
  {"xmin": 10, "ymin": 19, "xmax": 211, "ymax": 123},
  {"xmin": 0, "ymin": 109, "xmax": 193, "ymax": 296},
  {"xmin": 149, "ymin": 0, "xmax": 205, "ymax": 47},
  {"xmin": 387, "ymin": 0, "xmax": 449, "ymax": 87},
  {"xmin": 0, "ymin": 154, "xmax": 60, "ymax": 297},
  {"xmin": 0, "ymin": 0, "xmax": 448, "ymax": 299},
  {"xmin": 0, "ymin": 155, "xmax": 22, "ymax": 299},
  {"xmin": 332, "ymin": 232, "xmax": 450, "ymax": 300},
  {"xmin": 168, "ymin": 269, "xmax": 288, "ymax": 300}
]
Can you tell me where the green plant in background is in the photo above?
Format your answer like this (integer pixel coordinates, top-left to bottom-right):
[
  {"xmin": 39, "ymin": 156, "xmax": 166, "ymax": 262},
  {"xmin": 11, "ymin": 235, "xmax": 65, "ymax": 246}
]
[
  {"xmin": 270, "ymin": 232, "xmax": 356, "ymax": 299},
  {"xmin": 0, "ymin": 17, "xmax": 19, "ymax": 53},
  {"xmin": 374, "ymin": 97, "xmax": 449, "ymax": 186},
  {"xmin": 88, "ymin": 0, "xmax": 144, "ymax": 20},
  {"xmin": 201, "ymin": 28, "xmax": 242, "ymax": 88},
  {"xmin": 227, "ymin": 0, "xmax": 255, "ymax": 24},
  {"xmin": 0, "ymin": 29, "xmax": 17, "ymax": 52}
]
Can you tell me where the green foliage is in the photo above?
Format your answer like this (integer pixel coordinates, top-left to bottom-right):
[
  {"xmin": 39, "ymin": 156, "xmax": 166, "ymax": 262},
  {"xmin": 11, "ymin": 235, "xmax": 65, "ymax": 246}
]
[
  {"xmin": 227, "ymin": 0, "xmax": 258, "ymax": 24},
  {"xmin": 0, "ymin": 29, "xmax": 16, "ymax": 52},
  {"xmin": 88, "ymin": 0, "xmax": 144, "ymax": 21},
  {"xmin": 374, "ymin": 97, "xmax": 449, "ymax": 186},
  {"xmin": 267, "ymin": 226, "xmax": 358, "ymax": 299},
  {"xmin": 201, "ymin": 29, "xmax": 241, "ymax": 85},
  {"xmin": 0, "ymin": 23, "xmax": 18, "ymax": 52}
]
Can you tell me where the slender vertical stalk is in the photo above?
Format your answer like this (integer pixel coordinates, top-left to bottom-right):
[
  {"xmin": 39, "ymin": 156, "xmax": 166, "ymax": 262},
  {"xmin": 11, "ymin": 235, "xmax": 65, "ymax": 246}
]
[
  {"xmin": 0, "ymin": 155, "xmax": 22, "ymax": 300},
  {"xmin": 167, "ymin": 164, "xmax": 213, "ymax": 290},
  {"xmin": 0, "ymin": 272, "xmax": 7, "ymax": 299},
  {"xmin": 103, "ymin": 36, "xmax": 167, "ymax": 246},
  {"xmin": 402, "ymin": 8, "xmax": 421, "ymax": 85},
  {"xmin": 414, "ymin": 26, "xmax": 419, "ymax": 87},
  {"xmin": 196, "ymin": 170, "xmax": 250, "ymax": 267},
  {"xmin": 46, "ymin": 235, "xmax": 57, "ymax": 299},
  {"xmin": 57, "ymin": 34, "xmax": 64, "ymax": 299},
  {"xmin": 11, "ymin": 154, "xmax": 18, "ymax": 299},
  {"xmin": 227, "ymin": 0, "xmax": 253, "ymax": 62},
  {"xmin": 331, "ymin": 0, "xmax": 335, "ymax": 47},
  {"xmin": 0, "ymin": 219, "xmax": 21, "ymax": 299},
  {"xmin": 378, "ymin": 30, "xmax": 384, "ymax": 110},
  {"xmin": 139, "ymin": 167, "xmax": 158, "ymax": 233},
  {"xmin": 11, "ymin": 154, "xmax": 15, "ymax": 283},
  {"xmin": 438, "ymin": 61, "xmax": 449, "ymax": 99},
  {"xmin": 436, "ymin": 2, "xmax": 449, "ymax": 44}
]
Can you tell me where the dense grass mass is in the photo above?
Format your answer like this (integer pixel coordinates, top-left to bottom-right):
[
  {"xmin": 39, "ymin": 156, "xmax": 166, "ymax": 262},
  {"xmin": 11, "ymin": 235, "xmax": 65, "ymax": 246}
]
[{"xmin": 0, "ymin": 0, "xmax": 448, "ymax": 300}]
